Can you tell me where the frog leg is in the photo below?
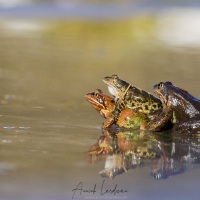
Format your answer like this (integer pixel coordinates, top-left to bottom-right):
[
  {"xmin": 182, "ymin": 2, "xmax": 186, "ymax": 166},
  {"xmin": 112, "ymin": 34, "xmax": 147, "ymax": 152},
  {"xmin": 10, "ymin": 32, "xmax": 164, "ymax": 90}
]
[
  {"xmin": 146, "ymin": 106, "xmax": 172, "ymax": 131},
  {"xmin": 100, "ymin": 110, "xmax": 111, "ymax": 119},
  {"xmin": 102, "ymin": 99, "xmax": 126, "ymax": 128},
  {"xmin": 140, "ymin": 121, "xmax": 149, "ymax": 130},
  {"xmin": 102, "ymin": 116, "xmax": 115, "ymax": 128}
]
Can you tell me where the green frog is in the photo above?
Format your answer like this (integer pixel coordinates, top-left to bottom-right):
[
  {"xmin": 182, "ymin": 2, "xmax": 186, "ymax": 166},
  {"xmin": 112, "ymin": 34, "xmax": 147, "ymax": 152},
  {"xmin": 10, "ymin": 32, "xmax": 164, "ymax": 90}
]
[
  {"xmin": 146, "ymin": 81, "xmax": 200, "ymax": 131},
  {"xmin": 85, "ymin": 89, "xmax": 148, "ymax": 128},
  {"xmin": 102, "ymin": 75, "xmax": 162, "ymax": 129}
]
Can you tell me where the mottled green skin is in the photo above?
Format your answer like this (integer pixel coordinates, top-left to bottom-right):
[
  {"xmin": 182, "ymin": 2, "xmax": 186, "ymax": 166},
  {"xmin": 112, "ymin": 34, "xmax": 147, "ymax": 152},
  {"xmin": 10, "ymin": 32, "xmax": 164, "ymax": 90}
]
[
  {"xmin": 118, "ymin": 111, "xmax": 148, "ymax": 129},
  {"xmin": 102, "ymin": 75, "xmax": 162, "ymax": 128},
  {"xmin": 147, "ymin": 81, "xmax": 200, "ymax": 131}
]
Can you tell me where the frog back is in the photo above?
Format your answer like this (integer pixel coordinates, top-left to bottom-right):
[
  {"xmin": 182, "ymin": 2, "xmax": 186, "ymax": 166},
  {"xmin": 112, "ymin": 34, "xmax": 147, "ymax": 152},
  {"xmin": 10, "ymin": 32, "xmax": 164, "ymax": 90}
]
[
  {"xmin": 123, "ymin": 86, "xmax": 162, "ymax": 116},
  {"xmin": 168, "ymin": 87, "xmax": 200, "ymax": 121}
]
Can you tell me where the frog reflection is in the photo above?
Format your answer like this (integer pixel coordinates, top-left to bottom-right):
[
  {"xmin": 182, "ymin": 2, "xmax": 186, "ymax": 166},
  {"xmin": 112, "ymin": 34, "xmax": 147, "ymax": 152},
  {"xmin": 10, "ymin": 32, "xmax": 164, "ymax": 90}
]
[
  {"xmin": 87, "ymin": 130, "xmax": 200, "ymax": 180},
  {"xmin": 150, "ymin": 135, "xmax": 200, "ymax": 179},
  {"xmin": 88, "ymin": 130, "xmax": 161, "ymax": 179},
  {"xmin": 99, "ymin": 153, "xmax": 141, "ymax": 179}
]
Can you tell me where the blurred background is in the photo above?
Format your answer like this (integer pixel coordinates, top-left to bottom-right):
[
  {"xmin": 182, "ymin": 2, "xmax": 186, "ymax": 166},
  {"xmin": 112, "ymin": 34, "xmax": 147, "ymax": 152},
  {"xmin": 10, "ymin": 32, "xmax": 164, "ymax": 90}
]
[
  {"xmin": 1, "ymin": 1, "xmax": 200, "ymax": 200},
  {"xmin": 1, "ymin": 0, "xmax": 200, "ymax": 108}
]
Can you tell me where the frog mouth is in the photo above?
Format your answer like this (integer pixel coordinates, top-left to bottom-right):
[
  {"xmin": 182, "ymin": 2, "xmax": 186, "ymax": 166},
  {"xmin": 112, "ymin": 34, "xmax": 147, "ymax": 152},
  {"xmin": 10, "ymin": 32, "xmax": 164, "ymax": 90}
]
[
  {"xmin": 85, "ymin": 95, "xmax": 97, "ymax": 103},
  {"xmin": 85, "ymin": 94, "xmax": 98, "ymax": 104},
  {"xmin": 85, "ymin": 95, "xmax": 97, "ymax": 105},
  {"xmin": 85, "ymin": 95, "xmax": 105, "ymax": 110}
]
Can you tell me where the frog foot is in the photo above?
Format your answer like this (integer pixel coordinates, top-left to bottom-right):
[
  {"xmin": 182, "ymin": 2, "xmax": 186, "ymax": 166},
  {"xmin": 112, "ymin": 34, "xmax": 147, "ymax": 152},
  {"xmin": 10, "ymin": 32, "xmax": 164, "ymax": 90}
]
[{"xmin": 139, "ymin": 121, "xmax": 149, "ymax": 131}]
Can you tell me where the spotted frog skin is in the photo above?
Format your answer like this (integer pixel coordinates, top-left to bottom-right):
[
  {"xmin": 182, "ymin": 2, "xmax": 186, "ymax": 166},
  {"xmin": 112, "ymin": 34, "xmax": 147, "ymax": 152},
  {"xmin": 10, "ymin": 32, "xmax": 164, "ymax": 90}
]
[
  {"xmin": 147, "ymin": 81, "xmax": 200, "ymax": 131},
  {"xmin": 102, "ymin": 75, "xmax": 162, "ymax": 128},
  {"xmin": 85, "ymin": 89, "xmax": 148, "ymax": 128}
]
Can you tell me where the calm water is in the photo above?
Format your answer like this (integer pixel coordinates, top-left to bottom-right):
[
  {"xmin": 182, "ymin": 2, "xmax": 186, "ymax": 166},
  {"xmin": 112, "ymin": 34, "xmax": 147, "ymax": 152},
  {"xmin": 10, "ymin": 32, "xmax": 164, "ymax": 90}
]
[{"xmin": 1, "ymin": 1, "xmax": 200, "ymax": 200}]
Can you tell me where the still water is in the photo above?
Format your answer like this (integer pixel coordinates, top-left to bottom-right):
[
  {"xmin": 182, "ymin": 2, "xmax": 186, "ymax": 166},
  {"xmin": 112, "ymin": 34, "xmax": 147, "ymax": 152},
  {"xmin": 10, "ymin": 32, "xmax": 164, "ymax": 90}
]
[{"xmin": 0, "ymin": 1, "xmax": 200, "ymax": 200}]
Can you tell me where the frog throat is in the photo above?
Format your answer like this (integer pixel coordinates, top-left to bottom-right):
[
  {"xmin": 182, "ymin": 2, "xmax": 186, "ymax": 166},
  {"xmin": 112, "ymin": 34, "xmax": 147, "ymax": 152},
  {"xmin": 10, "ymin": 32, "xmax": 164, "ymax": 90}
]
[
  {"xmin": 155, "ymin": 90, "xmax": 167, "ymax": 105},
  {"xmin": 159, "ymin": 93, "xmax": 167, "ymax": 105},
  {"xmin": 108, "ymin": 86, "xmax": 119, "ymax": 97}
]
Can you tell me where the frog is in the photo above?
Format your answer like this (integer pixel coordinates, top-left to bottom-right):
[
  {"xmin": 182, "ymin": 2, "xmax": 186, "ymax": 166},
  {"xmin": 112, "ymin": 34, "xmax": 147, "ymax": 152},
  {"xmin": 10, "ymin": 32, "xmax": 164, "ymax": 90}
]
[
  {"xmin": 85, "ymin": 89, "xmax": 148, "ymax": 129},
  {"xmin": 102, "ymin": 74, "xmax": 162, "ymax": 129},
  {"xmin": 146, "ymin": 81, "xmax": 200, "ymax": 132}
]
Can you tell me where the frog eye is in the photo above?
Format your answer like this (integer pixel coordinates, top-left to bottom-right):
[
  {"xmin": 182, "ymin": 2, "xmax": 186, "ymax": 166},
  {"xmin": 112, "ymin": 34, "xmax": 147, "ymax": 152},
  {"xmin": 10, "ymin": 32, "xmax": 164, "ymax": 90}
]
[
  {"xmin": 94, "ymin": 89, "xmax": 102, "ymax": 95},
  {"xmin": 157, "ymin": 82, "xmax": 165, "ymax": 89},
  {"xmin": 93, "ymin": 91, "xmax": 98, "ymax": 97},
  {"xmin": 96, "ymin": 89, "xmax": 102, "ymax": 94},
  {"xmin": 94, "ymin": 91, "xmax": 100, "ymax": 97},
  {"xmin": 111, "ymin": 74, "xmax": 118, "ymax": 79}
]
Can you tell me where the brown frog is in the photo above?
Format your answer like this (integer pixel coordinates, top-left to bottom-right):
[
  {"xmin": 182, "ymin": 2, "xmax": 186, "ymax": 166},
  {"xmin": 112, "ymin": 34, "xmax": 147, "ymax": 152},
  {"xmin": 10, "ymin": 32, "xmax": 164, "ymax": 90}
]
[
  {"xmin": 85, "ymin": 89, "xmax": 115, "ymax": 119},
  {"xmin": 146, "ymin": 81, "xmax": 200, "ymax": 132},
  {"xmin": 85, "ymin": 89, "xmax": 148, "ymax": 129},
  {"xmin": 102, "ymin": 75, "xmax": 162, "ymax": 129}
]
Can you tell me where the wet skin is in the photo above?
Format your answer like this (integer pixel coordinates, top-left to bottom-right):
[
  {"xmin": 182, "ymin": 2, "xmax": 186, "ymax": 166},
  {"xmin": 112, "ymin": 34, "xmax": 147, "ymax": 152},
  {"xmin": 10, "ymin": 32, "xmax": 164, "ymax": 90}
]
[
  {"xmin": 85, "ymin": 89, "xmax": 148, "ymax": 128},
  {"xmin": 85, "ymin": 89, "xmax": 115, "ymax": 119},
  {"xmin": 102, "ymin": 75, "xmax": 162, "ymax": 129},
  {"xmin": 147, "ymin": 81, "xmax": 200, "ymax": 131}
]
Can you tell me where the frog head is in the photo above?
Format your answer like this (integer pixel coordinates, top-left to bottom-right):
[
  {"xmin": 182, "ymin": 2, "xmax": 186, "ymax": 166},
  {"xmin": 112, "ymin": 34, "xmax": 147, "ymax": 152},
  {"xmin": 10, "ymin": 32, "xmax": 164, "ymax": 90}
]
[
  {"xmin": 85, "ymin": 89, "xmax": 115, "ymax": 118},
  {"xmin": 103, "ymin": 75, "xmax": 129, "ymax": 99},
  {"xmin": 153, "ymin": 81, "xmax": 173, "ymax": 104}
]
